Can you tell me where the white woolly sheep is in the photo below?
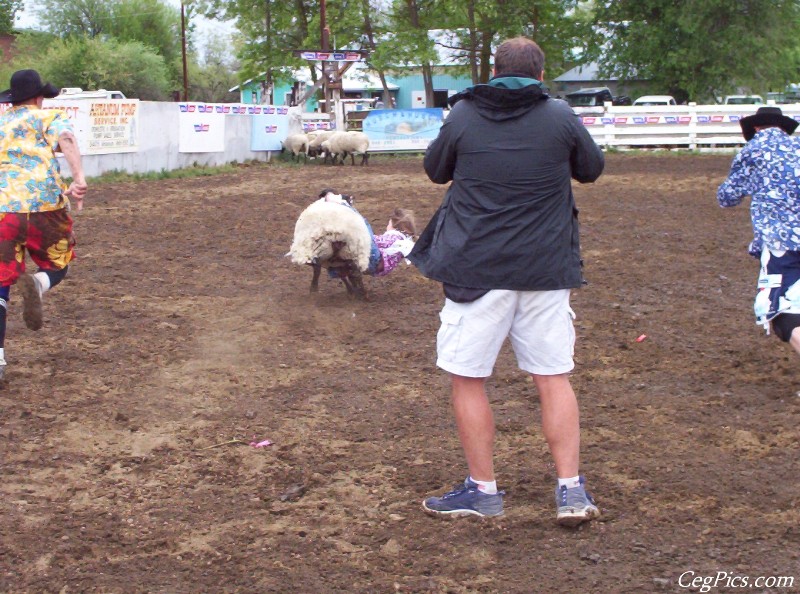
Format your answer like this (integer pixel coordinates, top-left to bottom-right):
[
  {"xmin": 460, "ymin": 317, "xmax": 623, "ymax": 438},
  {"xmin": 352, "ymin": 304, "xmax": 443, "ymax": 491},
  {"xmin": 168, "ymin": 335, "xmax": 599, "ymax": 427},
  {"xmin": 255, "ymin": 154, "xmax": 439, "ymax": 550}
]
[
  {"xmin": 288, "ymin": 192, "xmax": 373, "ymax": 298},
  {"xmin": 320, "ymin": 131, "xmax": 370, "ymax": 166},
  {"xmin": 281, "ymin": 133, "xmax": 310, "ymax": 163},
  {"xmin": 306, "ymin": 130, "xmax": 337, "ymax": 161}
]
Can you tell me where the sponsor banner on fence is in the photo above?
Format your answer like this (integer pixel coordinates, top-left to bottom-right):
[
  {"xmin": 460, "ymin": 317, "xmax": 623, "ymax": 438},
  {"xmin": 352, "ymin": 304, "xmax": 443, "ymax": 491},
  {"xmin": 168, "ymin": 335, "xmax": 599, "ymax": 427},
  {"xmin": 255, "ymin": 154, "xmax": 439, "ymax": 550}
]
[
  {"xmin": 178, "ymin": 103, "xmax": 226, "ymax": 152},
  {"xmin": 250, "ymin": 106, "xmax": 291, "ymax": 151},
  {"xmin": 4, "ymin": 98, "xmax": 142, "ymax": 155},
  {"xmin": 579, "ymin": 113, "xmax": 776, "ymax": 126},
  {"xmin": 361, "ymin": 108, "xmax": 444, "ymax": 151}
]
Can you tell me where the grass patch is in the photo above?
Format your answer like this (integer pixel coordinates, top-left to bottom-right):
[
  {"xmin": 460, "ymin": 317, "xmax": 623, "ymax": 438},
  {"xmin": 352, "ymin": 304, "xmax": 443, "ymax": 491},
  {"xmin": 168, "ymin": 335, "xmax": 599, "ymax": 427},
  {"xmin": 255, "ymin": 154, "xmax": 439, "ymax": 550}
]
[
  {"xmin": 88, "ymin": 161, "xmax": 267, "ymax": 184},
  {"xmin": 81, "ymin": 152, "xmax": 430, "ymax": 184}
]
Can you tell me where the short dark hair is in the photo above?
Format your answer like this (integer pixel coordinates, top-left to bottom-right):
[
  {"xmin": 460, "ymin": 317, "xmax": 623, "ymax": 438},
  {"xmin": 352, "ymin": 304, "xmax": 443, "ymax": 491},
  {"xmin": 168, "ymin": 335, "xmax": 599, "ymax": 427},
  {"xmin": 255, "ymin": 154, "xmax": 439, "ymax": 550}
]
[{"xmin": 493, "ymin": 37, "xmax": 545, "ymax": 78}]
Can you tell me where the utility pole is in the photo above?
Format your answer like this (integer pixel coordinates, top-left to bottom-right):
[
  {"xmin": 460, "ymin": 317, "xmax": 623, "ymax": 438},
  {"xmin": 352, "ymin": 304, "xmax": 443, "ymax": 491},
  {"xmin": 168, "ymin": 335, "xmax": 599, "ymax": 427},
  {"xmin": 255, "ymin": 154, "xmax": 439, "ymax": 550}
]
[
  {"xmin": 320, "ymin": 0, "xmax": 330, "ymax": 113},
  {"xmin": 181, "ymin": 2, "xmax": 189, "ymax": 101}
]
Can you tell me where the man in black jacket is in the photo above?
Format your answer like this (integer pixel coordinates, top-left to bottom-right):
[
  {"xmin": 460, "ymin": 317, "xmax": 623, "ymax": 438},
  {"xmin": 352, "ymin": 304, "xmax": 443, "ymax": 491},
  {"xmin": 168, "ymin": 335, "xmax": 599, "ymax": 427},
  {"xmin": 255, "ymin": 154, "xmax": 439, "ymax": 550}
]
[{"xmin": 408, "ymin": 37, "xmax": 605, "ymax": 526}]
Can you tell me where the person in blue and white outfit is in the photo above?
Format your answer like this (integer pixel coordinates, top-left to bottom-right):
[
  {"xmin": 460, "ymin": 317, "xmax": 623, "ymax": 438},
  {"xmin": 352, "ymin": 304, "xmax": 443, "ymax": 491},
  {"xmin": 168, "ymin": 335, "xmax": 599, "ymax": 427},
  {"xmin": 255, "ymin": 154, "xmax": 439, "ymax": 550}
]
[{"xmin": 717, "ymin": 106, "xmax": 800, "ymax": 353}]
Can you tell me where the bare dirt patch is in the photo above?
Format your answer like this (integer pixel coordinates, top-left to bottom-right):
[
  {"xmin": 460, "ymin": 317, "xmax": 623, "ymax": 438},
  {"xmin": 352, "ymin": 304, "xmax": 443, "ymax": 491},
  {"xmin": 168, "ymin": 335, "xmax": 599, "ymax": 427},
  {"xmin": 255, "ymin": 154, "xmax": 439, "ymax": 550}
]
[{"xmin": 1, "ymin": 153, "xmax": 798, "ymax": 593}]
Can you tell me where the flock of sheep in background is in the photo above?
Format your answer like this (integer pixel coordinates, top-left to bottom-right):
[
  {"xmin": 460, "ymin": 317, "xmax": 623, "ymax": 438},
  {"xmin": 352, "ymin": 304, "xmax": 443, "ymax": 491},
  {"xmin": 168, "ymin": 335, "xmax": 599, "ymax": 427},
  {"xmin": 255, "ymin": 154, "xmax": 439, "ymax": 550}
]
[{"xmin": 281, "ymin": 129, "xmax": 371, "ymax": 166}]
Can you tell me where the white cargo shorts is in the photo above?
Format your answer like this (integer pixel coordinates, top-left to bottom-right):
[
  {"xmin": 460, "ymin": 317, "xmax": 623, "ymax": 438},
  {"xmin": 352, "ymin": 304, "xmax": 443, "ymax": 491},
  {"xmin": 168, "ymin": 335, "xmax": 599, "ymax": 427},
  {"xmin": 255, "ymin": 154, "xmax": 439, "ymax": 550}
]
[{"xmin": 436, "ymin": 289, "xmax": 575, "ymax": 378}]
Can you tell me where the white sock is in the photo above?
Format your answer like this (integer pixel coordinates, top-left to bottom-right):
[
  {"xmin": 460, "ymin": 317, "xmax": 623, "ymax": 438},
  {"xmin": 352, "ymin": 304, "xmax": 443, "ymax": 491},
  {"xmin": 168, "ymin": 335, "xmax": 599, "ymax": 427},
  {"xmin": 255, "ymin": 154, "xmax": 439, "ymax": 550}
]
[
  {"xmin": 558, "ymin": 476, "xmax": 582, "ymax": 489},
  {"xmin": 469, "ymin": 476, "xmax": 498, "ymax": 495},
  {"xmin": 0, "ymin": 347, "xmax": 5, "ymax": 365},
  {"xmin": 32, "ymin": 272, "xmax": 50, "ymax": 297}
]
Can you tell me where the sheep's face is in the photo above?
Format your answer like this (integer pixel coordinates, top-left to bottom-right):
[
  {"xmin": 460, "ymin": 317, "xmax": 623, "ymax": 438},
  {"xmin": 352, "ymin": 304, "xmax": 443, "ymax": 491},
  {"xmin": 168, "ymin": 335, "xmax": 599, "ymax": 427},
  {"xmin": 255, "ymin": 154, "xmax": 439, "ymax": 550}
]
[{"xmin": 319, "ymin": 189, "xmax": 355, "ymax": 206}]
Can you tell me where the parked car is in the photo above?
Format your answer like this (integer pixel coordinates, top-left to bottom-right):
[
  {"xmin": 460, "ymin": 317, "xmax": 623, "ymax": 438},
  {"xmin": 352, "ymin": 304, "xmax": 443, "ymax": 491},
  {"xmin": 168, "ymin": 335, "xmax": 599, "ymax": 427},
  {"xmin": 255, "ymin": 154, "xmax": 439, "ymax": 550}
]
[
  {"xmin": 633, "ymin": 95, "xmax": 677, "ymax": 106},
  {"xmin": 565, "ymin": 87, "xmax": 631, "ymax": 108},
  {"xmin": 723, "ymin": 95, "xmax": 763, "ymax": 105}
]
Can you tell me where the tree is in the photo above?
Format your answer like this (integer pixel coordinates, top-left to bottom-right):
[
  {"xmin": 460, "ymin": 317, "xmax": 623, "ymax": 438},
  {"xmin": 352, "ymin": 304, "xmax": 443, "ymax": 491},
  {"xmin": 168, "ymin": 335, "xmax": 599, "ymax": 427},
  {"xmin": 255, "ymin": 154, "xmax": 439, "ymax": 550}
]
[
  {"xmin": 190, "ymin": 31, "xmax": 240, "ymax": 102},
  {"xmin": 199, "ymin": 0, "xmax": 318, "ymax": 101},
  {"xmin": 590, "ymin": 0, "xmax": 800, "ymax": 103},
  {"xmin": 359, "ymin": 0, "xmax": 395, "ymax": 105},
  {"xmin": 0, "ymin": 30, "xmax": 59, "ymax": 88},
  {"xmin": 0, "ymin": 0, "xmax": 22, "ymax": 34},
  {"xmin": 107, "ymin": 0, "xmax": 182, "ymax": 67},
  {"xmin": 32, "ymin": 0, "xmax": 187, "ymax": 90},
  {"xmin": 34, "ymin": 0, "xmax": 113, "ymax": 38},
  {"xmin": 401, "ymin": 0, "xmax": 437, "ymax": 106},
  {"xmin": 433, "ymin": 0, "xmax": 595, "ymax": 85},
  {"xmin": 21, "ymin": 36, "xmax": 172, "ymax": 99}
]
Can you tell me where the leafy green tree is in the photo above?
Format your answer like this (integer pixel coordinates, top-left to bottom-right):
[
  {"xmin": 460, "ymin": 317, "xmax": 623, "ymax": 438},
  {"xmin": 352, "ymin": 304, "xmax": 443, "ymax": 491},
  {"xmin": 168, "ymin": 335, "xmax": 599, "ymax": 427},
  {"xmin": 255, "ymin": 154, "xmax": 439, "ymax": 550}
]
[
  {"xmin": 0, "ymin": 0, "xmax": 22, "ymax": 34},
  {"xmin": 22, "ymin": 36, "xmax": 172, "ymax": 99},
  {"xmin": 382, "ymin": 0, "xmax": 444, "ymax": 105},
  {"xmin": 107, "ymin": 0, "xmax": 182, "ymax": 66},
  {"xmin": 34, "ymin": 0, "xmax": 113, "ymax": 38},
  {"xmin": 200, "ymin": 0, "xmax": 316, "ymax": 100},
  {"xmin": 190, "ymin": 31, "xmax": 240, "ymax": 102},
  {"xmin": 32, "ymin": 0, "xmax": 188, "ymax": 89},
  {"xmin": 0, "ymin": 30, "xmax": 60, "ymax": 89},
  {"xmin": 590, "ymin": 0, "xmax": 800, "ymax": 103},
  {"xmin": 431, "ymin": 0, "xmax": 594, "ymax": 85}
]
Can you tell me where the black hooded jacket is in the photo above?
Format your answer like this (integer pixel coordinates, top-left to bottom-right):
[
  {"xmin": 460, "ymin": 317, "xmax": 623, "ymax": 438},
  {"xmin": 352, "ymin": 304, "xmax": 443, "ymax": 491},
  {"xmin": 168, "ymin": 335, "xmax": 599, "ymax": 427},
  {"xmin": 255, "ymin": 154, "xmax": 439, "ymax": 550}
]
[{"xmin": 407, "ymin": 77, "xmax": 604, "ymax": 292}]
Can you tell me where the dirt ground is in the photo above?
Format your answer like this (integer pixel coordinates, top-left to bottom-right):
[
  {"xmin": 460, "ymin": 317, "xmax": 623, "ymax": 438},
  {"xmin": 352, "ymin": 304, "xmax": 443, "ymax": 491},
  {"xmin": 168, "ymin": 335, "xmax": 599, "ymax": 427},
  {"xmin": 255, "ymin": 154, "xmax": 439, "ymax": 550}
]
[{"xmin": 0, "ymin": 153, "xmax": 798, "ymax": 593}]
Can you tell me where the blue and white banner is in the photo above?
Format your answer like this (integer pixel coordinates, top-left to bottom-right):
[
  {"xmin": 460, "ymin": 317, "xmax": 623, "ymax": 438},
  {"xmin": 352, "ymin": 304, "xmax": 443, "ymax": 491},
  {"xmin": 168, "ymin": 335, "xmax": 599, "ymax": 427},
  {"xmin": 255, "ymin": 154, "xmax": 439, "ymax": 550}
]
[
  {"xmin": 251, "ymin": 107, "xmax": 292, "ymax": 151},
  {"xmin": 362, "ymin": 108, "xmax": 444, "ymax": 151}
]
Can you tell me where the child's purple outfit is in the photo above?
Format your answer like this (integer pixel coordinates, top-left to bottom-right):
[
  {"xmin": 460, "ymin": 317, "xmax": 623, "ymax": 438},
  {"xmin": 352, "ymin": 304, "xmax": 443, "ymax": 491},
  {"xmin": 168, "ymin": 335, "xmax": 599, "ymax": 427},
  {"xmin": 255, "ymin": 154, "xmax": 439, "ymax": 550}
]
[{"xmin": 373, "ymin": 229, "xmax": 414, "ymax": 277}]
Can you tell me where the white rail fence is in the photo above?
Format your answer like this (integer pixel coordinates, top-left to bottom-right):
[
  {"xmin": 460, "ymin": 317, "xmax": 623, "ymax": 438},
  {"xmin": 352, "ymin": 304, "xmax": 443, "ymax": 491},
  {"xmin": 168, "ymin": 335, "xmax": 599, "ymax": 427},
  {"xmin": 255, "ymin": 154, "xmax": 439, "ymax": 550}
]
[{"xmin": 576, "ymin": 103, "xmax": 800, "ymax": 149}]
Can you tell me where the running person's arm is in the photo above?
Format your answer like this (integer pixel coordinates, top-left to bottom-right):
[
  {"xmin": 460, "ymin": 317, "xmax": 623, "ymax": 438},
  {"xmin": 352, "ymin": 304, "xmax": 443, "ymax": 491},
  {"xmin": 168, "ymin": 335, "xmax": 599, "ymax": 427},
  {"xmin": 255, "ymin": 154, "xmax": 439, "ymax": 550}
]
[
  {"xmin": 717, "ymin": 149, "xmax": 753, "ymax": 208},
  {"xmin": 57, "ymin": 131, "xmax": 88, "ymax": 210}
]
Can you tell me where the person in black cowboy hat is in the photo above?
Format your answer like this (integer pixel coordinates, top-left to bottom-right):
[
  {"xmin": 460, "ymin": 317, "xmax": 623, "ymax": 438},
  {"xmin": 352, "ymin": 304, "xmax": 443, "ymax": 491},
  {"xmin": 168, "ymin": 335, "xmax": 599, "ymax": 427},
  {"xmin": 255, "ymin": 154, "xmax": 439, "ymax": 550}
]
[
  {"xmin": 718, "ymin": 105, "xmax": 800, "ymax": 356},
  {"xmin": 739, "ymin": 105, "xmax": 799, "ymax": 141},
  {"xmin": 0, "ymin": 69, "xmax": 88, "ymax": 381}
]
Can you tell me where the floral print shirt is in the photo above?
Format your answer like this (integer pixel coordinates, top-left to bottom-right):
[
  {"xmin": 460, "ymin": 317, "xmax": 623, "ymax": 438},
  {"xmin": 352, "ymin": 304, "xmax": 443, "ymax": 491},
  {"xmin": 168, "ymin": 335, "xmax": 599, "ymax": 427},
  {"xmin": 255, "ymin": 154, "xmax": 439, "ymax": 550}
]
[
  {"xmin": 373, "ymin": 229, "xmax": 415, "ymax": 277},
  {"xmin": 0, "ymin": 105, "xmax": 71, "ymax": 213},
  {"xmin": 717, "ymin": 127, "xmax": 800, "ymax": 254}
]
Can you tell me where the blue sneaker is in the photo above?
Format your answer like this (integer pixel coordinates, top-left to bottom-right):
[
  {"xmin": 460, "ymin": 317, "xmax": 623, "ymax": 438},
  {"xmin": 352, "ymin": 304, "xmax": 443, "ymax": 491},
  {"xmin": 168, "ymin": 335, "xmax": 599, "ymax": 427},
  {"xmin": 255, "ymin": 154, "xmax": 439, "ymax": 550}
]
[
  {"xmin": 422, "ymin": 478, "xmax": 504, "ymax": 517},
  {"xmin": 555, "ymin": 476, "xmax": 600, "ymax": 527}
]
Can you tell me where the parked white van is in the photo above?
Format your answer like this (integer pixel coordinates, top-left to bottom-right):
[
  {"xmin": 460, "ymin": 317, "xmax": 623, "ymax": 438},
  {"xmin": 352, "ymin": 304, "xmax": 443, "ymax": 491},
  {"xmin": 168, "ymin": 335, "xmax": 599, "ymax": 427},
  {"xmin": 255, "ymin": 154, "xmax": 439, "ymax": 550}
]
[
  {"xmin": 57, "ymin": 87, "xmax": 127, "ymax": 99},
  {"xmin": 633, "ymin": 95, "xmax": 677, "ymax": 106}
]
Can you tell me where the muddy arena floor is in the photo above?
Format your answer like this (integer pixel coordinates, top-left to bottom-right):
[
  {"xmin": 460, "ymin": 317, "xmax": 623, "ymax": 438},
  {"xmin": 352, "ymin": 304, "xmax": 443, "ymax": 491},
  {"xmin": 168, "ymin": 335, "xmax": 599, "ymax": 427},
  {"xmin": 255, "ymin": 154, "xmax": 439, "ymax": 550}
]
[{"xmin": 1, "ymin": 153, "xmax": 798, "ymax": 594}]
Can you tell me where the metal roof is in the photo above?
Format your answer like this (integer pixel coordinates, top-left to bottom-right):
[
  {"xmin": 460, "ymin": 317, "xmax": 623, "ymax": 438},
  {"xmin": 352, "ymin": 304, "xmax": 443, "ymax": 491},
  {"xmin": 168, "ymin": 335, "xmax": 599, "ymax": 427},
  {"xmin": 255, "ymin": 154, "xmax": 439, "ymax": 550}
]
[
  {"xmin": 554, "ymin": 62, "xmax": 647, "ymax": 83},
  {"xmin": 553, "ymin": 62, "xmax": 613, "ymax": 83}
]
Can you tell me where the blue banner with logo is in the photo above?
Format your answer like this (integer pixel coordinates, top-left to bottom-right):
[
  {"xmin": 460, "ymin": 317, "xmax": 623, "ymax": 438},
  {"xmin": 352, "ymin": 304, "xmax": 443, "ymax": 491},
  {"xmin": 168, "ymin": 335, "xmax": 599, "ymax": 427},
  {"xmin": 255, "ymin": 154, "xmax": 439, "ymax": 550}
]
[
  {"xmin": 362, "ymin": 108, "xmax": 444, "ymax": 151},
  {"xmin": 251, "ymin": 106, "xmax": 291, "ymax": 151}
]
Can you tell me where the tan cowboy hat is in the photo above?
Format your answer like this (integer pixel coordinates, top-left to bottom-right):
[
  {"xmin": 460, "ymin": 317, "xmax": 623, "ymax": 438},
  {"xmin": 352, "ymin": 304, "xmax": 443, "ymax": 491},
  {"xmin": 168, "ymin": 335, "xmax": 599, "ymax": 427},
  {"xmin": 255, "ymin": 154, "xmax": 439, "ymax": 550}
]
[
  {"xmin": 0, "ymin": 69, "xmax": 60, "ymax": 104},
  {"xmin": 739, "ymin": 106, "xmax": 799, "ymax": 141}
]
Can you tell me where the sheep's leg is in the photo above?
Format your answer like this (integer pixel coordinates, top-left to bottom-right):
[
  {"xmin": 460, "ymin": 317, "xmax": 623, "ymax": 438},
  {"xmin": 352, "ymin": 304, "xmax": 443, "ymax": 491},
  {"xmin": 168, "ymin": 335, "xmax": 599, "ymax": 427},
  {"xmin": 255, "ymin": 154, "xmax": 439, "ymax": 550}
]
[
  {"xmin": 349, "ymin": 268, "xmax": 367, "ymax": 300},
  {"xmin": 341, "ymin": 275, "xmax": 356, "ymax": 295},
  {"xmin": 349, "ymin": 152, "xmax": 356, "ymax": 166},
  {"xmin": 361, "ymin": 152, "xmax": 369, "ymax": 166},
  {"xmin": 310, "ymin": 262, "xmax": 322, "ymax": 292}
]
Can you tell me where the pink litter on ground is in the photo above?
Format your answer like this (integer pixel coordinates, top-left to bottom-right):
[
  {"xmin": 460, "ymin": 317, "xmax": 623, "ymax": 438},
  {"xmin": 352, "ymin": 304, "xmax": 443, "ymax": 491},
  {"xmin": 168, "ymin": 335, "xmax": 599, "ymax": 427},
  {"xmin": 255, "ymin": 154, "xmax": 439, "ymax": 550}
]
[
  {"xmin": 249, "ymin": 439, "xmax": 273, "ymax": 448},
  {"xmin": 636, "ymin": 334, "xmax": 647, "ymax": 342}
]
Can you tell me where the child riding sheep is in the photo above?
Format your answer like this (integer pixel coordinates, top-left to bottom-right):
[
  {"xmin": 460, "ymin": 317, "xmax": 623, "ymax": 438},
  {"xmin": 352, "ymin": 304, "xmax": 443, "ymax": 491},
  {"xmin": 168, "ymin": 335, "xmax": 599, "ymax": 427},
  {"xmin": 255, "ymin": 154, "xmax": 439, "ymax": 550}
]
[{"xmin": 287, "ymin": 189, "xmax": 416, "ymax": 298}]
